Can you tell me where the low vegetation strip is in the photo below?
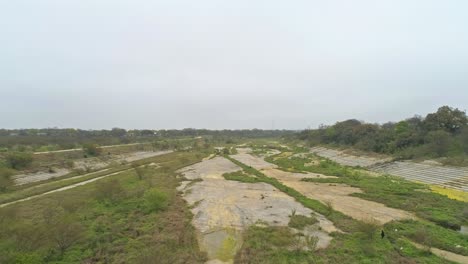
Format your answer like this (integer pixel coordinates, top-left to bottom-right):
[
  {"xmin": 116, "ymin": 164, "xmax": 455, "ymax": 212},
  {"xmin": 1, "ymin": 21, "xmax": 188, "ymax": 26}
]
[
  {"xmin": 0, "ymin": 151, "xmax": 179, "ymax": 206},
  {"xmin": 0, "ymin": 150, "xmax": 208, "ymax": 263},
  {"xmin": 262, "ymin": 148, "xmax": 468, "ymax": 256}
]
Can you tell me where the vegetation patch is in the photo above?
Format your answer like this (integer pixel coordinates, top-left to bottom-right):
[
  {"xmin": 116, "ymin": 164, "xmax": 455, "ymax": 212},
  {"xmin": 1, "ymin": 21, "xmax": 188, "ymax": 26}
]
[
  {"xmin": 288, "ymin": 213, "xmax": 318, "ymax": 230},
  {"xmin": 235, "ymin": 224, "xmax": 448, "ymax": 264},
  {"xmin": 430, "ymin": 185, "xmax": 468, "ymax": 202},
  {"xmin": 0, "ymin": 151, "xmax": 208, "ymax": 263},
  {"xmin": 298, "ymin": 106, "xmax": 468, "ymax": 163}
]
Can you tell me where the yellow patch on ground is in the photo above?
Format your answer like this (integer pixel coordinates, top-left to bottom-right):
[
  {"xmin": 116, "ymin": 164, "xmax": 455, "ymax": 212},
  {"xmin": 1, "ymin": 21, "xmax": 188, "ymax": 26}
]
[
  {"xmin": 430, "ymin": 185, "xmax": 468, "ymax": 202},
  {"xmin": 273, "ymin": 152, "xmax": 293, "ymax": 160}
]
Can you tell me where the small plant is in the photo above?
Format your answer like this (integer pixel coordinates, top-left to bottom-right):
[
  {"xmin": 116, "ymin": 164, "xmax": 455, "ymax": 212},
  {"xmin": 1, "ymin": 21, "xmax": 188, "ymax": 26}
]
[
  {"xmin": 304, "ymin": 235, "xmax": 318, "ymax": 250},
  {"xmin": 288, "ymin": 214, "xmax": 318, "ymax": 230},
  {"xmin": 324, "ymin": 200, "xmax": 334, "ymax": 216},
  {"xmin": 412, "ymin": 228, "xmax": 433, "ymax": 253},
  {"xmin": 356, "ymin": 219, "xmax": 379, "ymax": 240},
  {"xmin": 290, "ymin": 208, "xmax": 297, "ymax": 217}
]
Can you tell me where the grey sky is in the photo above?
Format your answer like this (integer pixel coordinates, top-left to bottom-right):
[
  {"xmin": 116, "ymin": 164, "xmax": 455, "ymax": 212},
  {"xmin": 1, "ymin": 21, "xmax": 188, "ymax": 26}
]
[{"xmin": 1, "ymin": 1, "xmax": 467, "ymax": 129}]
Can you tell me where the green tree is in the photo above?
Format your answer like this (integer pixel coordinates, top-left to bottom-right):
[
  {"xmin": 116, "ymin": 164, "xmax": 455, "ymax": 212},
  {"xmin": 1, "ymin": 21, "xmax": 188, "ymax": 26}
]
[
  {"xmin": 424, "ymin": 106, "xmax": 468, "ymax": 133},
  {"xmin": 426, "ymin": 130, "xmax": 451, "ymax": 157},
  {"xmin": 459, "ymin": 127, "xmax": 468, "ymax": 154}
]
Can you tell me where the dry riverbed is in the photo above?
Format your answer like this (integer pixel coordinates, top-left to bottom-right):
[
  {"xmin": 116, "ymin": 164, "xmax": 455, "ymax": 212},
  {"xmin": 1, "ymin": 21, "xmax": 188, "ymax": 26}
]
[{"xmin": 177, "ymin": 157, "xmax": 337, "ymax": 263}]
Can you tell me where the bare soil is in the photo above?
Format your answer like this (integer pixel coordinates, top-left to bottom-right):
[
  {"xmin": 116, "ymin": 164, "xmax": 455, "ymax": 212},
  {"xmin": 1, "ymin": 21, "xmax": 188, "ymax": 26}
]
[{"xmin": 235, "ymin": 150, "xmax": 415, "ymax": 225}]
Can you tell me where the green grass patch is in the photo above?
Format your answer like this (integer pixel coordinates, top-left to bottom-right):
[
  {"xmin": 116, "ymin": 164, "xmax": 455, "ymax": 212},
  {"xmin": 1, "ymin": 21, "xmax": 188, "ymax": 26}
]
[
  {"xmin": 236, "ymin": 224, "xmax": 450, "ymax": 264},
  {"xmin": 0, "ymin": 151, "xmax": 208, "ymax": 263},
  {"xmin": 266, "ymin": 154, "xmax": 360, "ymax": 177}
]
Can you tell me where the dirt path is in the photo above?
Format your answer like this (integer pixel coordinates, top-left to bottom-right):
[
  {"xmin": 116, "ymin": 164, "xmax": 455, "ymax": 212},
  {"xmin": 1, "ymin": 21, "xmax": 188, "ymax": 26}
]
[
  {"xmin": 15, "ymin": 150, "xmax": 172, "ymax": 185},
  {"xmin": 33, "ymin": 142, "xmax": 148, "ymax": 155},
  {"xmin": 0, "ymin": 169, "xmax": 131, "ymax": 208},
  {"xmin": 233, "ymin": 150, "xmax": 415, "ymax": 225},
  {"xmin": 177, "ymin": 157, "xmax": 337, "ymax": 263},
  {"xmin": 409, "ymin": 241, "xmax": 468, "ymax": 264}
]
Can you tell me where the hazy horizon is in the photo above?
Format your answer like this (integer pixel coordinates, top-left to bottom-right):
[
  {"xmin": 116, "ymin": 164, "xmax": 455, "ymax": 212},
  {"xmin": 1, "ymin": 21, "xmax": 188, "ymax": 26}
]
[{"xmin": 2, "ymin": 1, "xmax": 467, "ymax": 130}]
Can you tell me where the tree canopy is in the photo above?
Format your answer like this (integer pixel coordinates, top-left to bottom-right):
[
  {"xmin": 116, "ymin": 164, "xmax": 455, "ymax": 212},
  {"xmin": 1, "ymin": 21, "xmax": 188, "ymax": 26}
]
[{"xmin": 299, "ymin": 106, "xmax": 468, "ymax": 160}]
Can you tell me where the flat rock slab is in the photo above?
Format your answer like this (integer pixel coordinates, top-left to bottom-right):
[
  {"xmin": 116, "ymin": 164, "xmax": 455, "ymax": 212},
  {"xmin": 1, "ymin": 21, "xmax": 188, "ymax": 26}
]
[
  {"xmin": 281, "ymin": 181, "xmax": 415, "ymax": 224},
  {"xmin": 13, "ymin": 169, "xmax": 70, "ymax": 185},
  {"xmin": 177, "ymin": 156, "xmax": 240, "ymax": 180},
  {"xmin": 237, "ymin": 150, "xmax": 415, "ymax": 225},
  {"xmin": 231, "ymin": 148, "xmax": 277, "ymax": 170}
]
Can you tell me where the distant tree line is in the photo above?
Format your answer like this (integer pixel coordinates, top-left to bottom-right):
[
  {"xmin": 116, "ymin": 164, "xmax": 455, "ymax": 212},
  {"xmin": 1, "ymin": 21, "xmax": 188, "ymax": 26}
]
[
  {"xmin": 0, "ymin": 128, "xmax": 293, "ymax": 152},
  {"xmin": 298, "ymin": 106, "xmax": 468, "ymax": 160}
]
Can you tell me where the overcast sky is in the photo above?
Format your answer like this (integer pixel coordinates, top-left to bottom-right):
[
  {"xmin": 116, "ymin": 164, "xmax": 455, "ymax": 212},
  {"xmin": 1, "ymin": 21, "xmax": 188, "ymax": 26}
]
[{"xmin": 1, "ymin": 1, "xmax": 467, "ymax": 130}]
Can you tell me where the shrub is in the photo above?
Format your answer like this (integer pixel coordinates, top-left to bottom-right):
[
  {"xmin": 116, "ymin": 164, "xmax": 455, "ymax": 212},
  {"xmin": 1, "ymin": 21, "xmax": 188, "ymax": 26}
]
[
  {"xmin": 132, "ymin": 164, "xmax": 145, "ymax": 180},
  {"xmin": 143, "ymin": 188, "xmax": 169, "ymax": 213},
  {"xmin": 0, "ymin": 167, "xmax": 16, "ymax": 192},
  {"xmin": 5, "ymin": 152, "xmax": 33, "ymax": 169},
  {"xmin": 82, "ymin": 143, "xmax": 101, "ymax": 156},
  {"xmin": 356, "ymin": 220, "xmax": 379, "ymax": 240},
  {"xmin": 95, "ymin": 179, "xmax": 126, "ymax": 203}
]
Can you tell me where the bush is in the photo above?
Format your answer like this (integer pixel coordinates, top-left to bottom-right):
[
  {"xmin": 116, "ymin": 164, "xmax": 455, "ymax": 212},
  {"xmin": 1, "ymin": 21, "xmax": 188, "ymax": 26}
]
[
  {"xmin": 143, "ymin": 188, "xmax": 168, "ymax": 213},
  {"xmin": 95, "ymin": 179, "xmax": 126, "ymax": 203},
  {"xmin": 5, "ymin": 152, "xmax": 33, "ymax": 169},
  {"xmin": 132, "ymin": 164, "xmax": 145, "ymax": 180},
  {"xmin": 82, "ymin": 143, "xmax": 101, "ymax": 156},
  {"xmin": 356, "ymin": 220, "xmax": 379, "ymax": 240},
  {"xmin": 0, "ymin": 167, "xmax": 16, "ymax": 191}
]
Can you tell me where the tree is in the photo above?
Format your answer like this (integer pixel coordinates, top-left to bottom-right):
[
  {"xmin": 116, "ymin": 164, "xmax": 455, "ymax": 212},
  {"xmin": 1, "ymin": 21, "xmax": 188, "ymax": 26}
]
[
  {"xmin": 110, "ymin": 127, "xmax": 127, "ymax": 137},
  {"xmin": 49, "ymin": 214, "xmax": 84, "ymax": 254},
  {"xmin": 5, "ymin": 152, "xmax": 33, "ymax": 169},
  {"xmin": 426, "ymin": 130, "xmax": 451, "ymax": 157},
  {"xmin": 424, "ymin": 106, "xmax": 468, "ymax": 133},
  {"xmin": 459, "ymin": 127, "xmax": 468, "ymax": 154}
]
